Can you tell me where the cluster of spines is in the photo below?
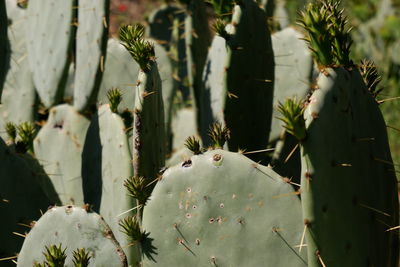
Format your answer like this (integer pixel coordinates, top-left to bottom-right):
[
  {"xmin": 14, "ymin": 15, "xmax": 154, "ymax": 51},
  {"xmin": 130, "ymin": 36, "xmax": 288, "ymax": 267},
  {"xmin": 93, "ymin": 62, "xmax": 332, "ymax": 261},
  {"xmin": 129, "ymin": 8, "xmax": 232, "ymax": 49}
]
[
  {"xmin": 119, "ymin": 24, "xmax": 155, "ymax": 72},
  {"xmin": 298, "ymin": 0, "xmax": 353, "ymax": 68},
  {"xmin": 33, "ymin": 244, "xmax": 91, "ymax": 267}
]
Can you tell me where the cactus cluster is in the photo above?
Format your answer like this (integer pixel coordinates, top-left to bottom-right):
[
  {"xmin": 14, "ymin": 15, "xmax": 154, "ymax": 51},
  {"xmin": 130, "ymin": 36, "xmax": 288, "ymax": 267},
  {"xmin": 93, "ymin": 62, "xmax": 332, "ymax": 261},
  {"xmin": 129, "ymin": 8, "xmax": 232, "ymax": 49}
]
[{"xmin": 0, "ymin": 1, "xmax": 398, "ymax": 267}]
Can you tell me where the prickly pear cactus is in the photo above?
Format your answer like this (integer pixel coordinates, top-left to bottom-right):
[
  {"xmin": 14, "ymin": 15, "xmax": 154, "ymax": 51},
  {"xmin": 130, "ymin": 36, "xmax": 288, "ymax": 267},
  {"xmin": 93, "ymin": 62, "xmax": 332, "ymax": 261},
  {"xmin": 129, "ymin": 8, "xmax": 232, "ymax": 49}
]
[
  {"xmin": 82, "ymin": 104, "xmax": 138, "ymax": 264},
  {"xmin": 200, "ymin": 35, "xmax": 227, "ymax": 141},
  {"xmin": 98, "ymin": 38, "xmax": 174, "ymax": 127},
  {"xmin": 73, "ymin": 0, "xmax": 110, "ymax": 111},
  {"xmin": 0, "ymin": 137, "xmax": 58, "ymax": 263},
  {"xmin": 33, "ymin": 104, "xmax": 90, "ymax": 205},
  {"xmin": 132, "ymin": 62, "xmax": 165, "ymax": 180},
  {"xmin": 300, "ymin": 67, "xmax": 399, "ymax": 267},
  {"xmin": 170, "ymin": 107, "xmax": 198, "ymax": 155},
  {"xmin": 97, "ymin": 38, "xmax": 140, "ymax": 112},
  {"xmin": 17, "ymin": 205, "xmax": 128, "ymax": 266},
  {"xmin": 183, "ymin": 0, "xmax": 211, "ymax": 115},
  {"xmin": 294, "ymin": 1, "xmax": 399, "ymax": 265},
  {"xmin": 0, "ymin": 0, "xmax": 36, "ymax": 138},
  {"xmin": 270, "ymin": 27, "xmax": 313, "ymax": 143},
  {"xmin": 0, "ymin": 0, "xmax": 9, "ymax": 96},
  {"xmin": 202, "ymin": 0, "xmax": 275, "ymax": 162},
  {"xmin": 25, "ymin": 0, "xmax": 76, "ymax": 107},
  {"xmin": 119, "ymin": 24, "xmax": 166, "ymax": 181},
  {"xmin": 142, "ymin": 150, "xmax": 307, "ymax": 266}
]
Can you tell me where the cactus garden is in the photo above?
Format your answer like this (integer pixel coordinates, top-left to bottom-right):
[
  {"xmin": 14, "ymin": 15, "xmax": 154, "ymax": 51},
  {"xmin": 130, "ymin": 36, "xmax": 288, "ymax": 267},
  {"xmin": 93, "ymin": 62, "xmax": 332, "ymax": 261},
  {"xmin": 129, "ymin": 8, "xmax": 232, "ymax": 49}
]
[{"xmin": 0, "ymin": 0, "xmax": 399, "ymax": 266}]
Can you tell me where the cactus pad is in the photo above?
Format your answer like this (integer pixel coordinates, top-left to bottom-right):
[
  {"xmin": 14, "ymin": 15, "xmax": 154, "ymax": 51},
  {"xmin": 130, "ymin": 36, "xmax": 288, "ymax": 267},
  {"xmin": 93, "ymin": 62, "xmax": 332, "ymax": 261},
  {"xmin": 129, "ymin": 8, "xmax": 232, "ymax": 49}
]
[
  {"xmin": 0, "ymin": 138, "xmax": 58, "ymax": 262},
  {"xmin": 25, "ymin": 0, "xmax": 75, "ymax": 107},
  {"xmin": 142, "ymin": 149, "xmax": 306, "ymax": 266},
  {"xmin": 17, "ymin": 205, "xmax": 128, "ymax": 266},
  {"xmin": 73, "ymin": 0, "xmax": 109, "ymax": 111},
  {"xmin": 33, "ymin": 104, "xmax": 90, "ymax": 205},
  {"xmin": 300, "ymin": 68, "xmax": 399, "ymax": 267}
]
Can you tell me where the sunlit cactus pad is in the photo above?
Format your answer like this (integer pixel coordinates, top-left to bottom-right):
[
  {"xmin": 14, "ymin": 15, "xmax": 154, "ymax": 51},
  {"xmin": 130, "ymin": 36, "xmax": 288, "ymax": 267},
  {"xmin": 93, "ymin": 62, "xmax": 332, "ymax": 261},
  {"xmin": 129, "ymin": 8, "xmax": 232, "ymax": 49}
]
[
  {"xmin": 17, "ymin": 205, "xmax": 128, "ymax": 267},
  {"xmin": 142, "ymin": 149, "xmax": 306, "ymax": 266}
]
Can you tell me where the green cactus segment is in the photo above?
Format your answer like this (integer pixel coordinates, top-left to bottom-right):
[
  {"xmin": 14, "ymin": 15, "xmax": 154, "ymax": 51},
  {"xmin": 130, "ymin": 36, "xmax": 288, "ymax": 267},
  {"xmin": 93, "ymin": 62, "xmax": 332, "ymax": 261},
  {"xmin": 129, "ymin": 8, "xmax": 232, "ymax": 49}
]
[
  {"xmin": 0, "ymin": 0, "xmax": 9, "ymax": 97},
  {"xmin": 81, "ymin": 104, "xmax": 139, "ymax": 264},
  {"xmin": 200, "ymin": 36, "xmax": 227, "ymax": 142},
  {"xmin": 0, "ymin": 0, "xmax": 36, "ymax": 138},
  {"xmin": 17, "ymin": 206, "xmax": 128, "ymax": 267},
  {"xmin": 184, "ymin": 1, "xmax": 211, "ymax": 122},
  {"xmin": 132, "ymin": 62, "xmax": 165, "ymax": 180},
  {"xmin": 33, "ymin": 104, "xmax": 90, "ymax": 205},
  {"xmin": 269, "ymin": 27, "xmax": 313, "ymax": 143},
  {"xmin": 98, "ymin": 37, "xmax": 174, "ymax": 142},
  {"xmin": 154, "ymin": 41, "xmax": 176, "ymax": 149},
  {"xmin": 171, "ymin": 107, "xmax": 198, "ymax": 155},
  {"xmin": 25, "ymin": 0, "xmax": 75, "ymax": 108},
  {"xmin": 300, "ymin": 68, "xmax": 399, "ymax": 267},
  {"xmin": 73, "ymin": 0, "xmax": 110, "ymax": 111},
  {"xmin": 217, "ymin": 0, "xmax": 274, "ymax": 160},
  {"xmin": 0, "ymin": 137, "xmax": 58, "ymax": 261},
  {"xmin": 142, "ymin": 150, "xmax": 306, "ymax": 266},
  {"xmin": 97, "ymin": 38, "xmax": 140, "ymax": 112}
]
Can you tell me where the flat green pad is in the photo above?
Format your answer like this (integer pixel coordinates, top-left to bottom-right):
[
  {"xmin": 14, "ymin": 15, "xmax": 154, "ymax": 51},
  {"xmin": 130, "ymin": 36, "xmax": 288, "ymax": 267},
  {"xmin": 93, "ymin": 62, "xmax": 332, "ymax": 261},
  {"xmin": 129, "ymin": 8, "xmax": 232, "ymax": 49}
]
[
  {"xmin": 73, "ymin": 0, "xmax": 109, "ymax": 111},
  {"xmin": 200, "ymin": 35, "xmax": 227, "ymax": 141},
  {"xmin": 142, "ymin": 150, "xmax": 306, "ymax": 266},
  {"xmin": 98, "ymin": 38, "xmax": 139, "ymax": 112},
  {"xmin": 203, "ymin": 0, "xmax": 275, "ymax": 161},
  {"xmin": 34, "ymin": 104, "xmax": 90, "ymax": 205},
  {"xmin": 17, "ymin": 205, "xmax": 128, "ymax": 267},
  {"xmin": 270, "ymin": 27, "xmax": 313, "ymax": 142},
  {"xmin": 0, "ymin": 138, "xmax": 57, "ymax": 262},
  {"xmin": 301, "ymin": 68, "xmax": 399, "ymax": 267},
  {"xmin": 25, "ymin": 0, "xmax": 75, "ymax": 107},
  {"xmin": 0, "ymin": 0, "xmax": 36, "ymax": 139},
  {"xmin": 82, "ymin": 104, "xmax": 137, "ymax": 263},
  {"xmin": 171, "ymin": 107, "xmax": 198, "ymax": 153}
]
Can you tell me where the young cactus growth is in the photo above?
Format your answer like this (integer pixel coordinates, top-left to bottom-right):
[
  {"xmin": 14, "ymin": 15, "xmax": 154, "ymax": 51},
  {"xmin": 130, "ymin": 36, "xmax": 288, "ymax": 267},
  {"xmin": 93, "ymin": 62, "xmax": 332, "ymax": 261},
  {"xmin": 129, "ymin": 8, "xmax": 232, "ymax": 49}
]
[
  {"xmin": 124, "ymin": 176, "xmax": 151, "ymax": 207},
  {"xmin": 208, "ymin": 122, "xmax": 230, "ymax": 149},
  {"xmin": 212, "ymin": 19, "xmax": 230, "ymax": 40},
  {"xmin": 72, "ymin": 248, "xmax": 91, "ymax": 267},
  {"xmin": 43, "ymin": 244, "xmax": 67, "ymax": 267},
  {"xmin": 298, "ymin": 0, "xmax": 353, "ymax": 67},
  {"xmin": 359, "ymin": 59, "xmax": 383, "ymax": 99},
  {"xmin": 16, "ymin": 121, "xmax": 36, "ymax": 153},
  {"xmin": 184, "ymin": 136, "xmax": 201, "ymax": 155},
  {"xmin": 107, "ymin": 88, "xmax": 123, "ymax": 113},
  {"xmin": 210, "ymin": 0, "xmax": 235, "ymax": 20},
  {"xmin": 119, "ymin": 24, "xmax": 155, "ymax": 72},
  {"xmin": 5, "ymin": 122, "xmax": 17, "ymax": 143},
  {"xmin": 277, "ymin": 98, "xmax": 306, "ymax": 141},
  {"xmin": 119, "ymin": 216, "xmax": 146, "ymax": 244}
]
